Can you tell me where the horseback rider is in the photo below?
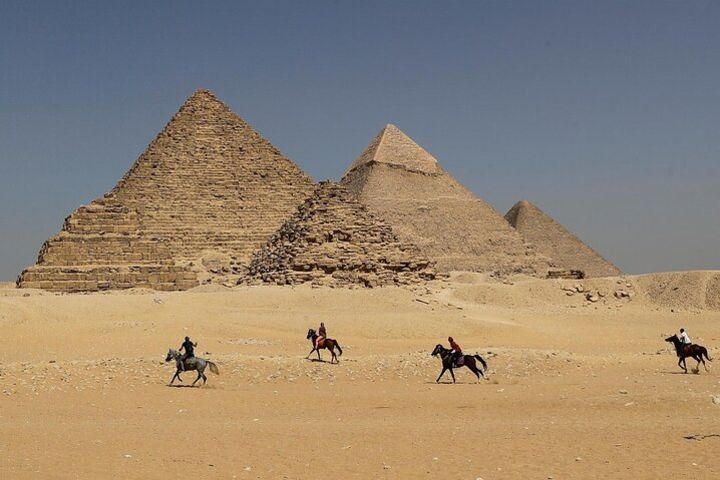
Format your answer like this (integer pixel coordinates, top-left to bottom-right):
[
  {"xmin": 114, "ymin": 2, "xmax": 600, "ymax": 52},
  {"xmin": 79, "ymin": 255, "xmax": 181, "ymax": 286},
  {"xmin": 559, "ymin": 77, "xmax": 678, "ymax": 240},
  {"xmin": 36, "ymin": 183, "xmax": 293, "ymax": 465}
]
[
  {"xmin": 179, "ymin": 336, "xmax": 197, "ymax": 371},
  {"xmin": 316, "ymin": 322, "xmax": 327, "ymax": 349},
  {"xmin": 448, "ymin": 336, "xmax": 462, "ymax": 366},
  {"xmin": 679, "ymin": 328, "xmax": 692, "ymax": 346}
]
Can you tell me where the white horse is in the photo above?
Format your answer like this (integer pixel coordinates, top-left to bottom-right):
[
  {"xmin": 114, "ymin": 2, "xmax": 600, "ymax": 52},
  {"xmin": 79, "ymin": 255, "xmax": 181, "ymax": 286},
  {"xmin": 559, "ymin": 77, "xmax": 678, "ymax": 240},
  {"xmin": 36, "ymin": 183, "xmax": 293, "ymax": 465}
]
[{"xmin": 165, "ymin": 349, "xmax": 219, "ymax": 386}]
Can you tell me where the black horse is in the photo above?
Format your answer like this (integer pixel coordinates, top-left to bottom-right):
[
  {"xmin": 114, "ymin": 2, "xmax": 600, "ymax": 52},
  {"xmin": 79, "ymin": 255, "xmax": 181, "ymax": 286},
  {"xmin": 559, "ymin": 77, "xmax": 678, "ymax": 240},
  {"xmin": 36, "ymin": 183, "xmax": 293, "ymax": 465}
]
[
  {"xmin": 306, "ymin": 328, "xmax": 343, "ymax": 363},
  {"xmin": 665, "ymin": 334, "xmax": 712, "ymax": 373},
  {"xmin": 431, "ymin": 344, "xmax": 487, "ymax": 383}
]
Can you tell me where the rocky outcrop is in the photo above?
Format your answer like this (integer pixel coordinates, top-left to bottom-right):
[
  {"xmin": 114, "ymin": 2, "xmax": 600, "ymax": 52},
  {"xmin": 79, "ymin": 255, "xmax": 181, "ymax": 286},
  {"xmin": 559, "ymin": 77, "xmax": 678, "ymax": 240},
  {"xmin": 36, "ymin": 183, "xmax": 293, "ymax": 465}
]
[{"xmin": 243, "ymin": 182, "xmax": 436, "ymax": 287}]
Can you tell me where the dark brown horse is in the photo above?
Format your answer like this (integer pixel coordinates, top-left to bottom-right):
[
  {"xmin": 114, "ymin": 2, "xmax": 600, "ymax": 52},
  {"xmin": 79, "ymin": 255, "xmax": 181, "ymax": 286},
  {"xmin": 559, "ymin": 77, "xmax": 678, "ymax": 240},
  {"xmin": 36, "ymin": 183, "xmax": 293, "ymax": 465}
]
[
  {"xmin": 306, "ymin": 328, "xmax": 343, "ymax": 363},
  {"xmin": 665, "ymin": 334, "xmax": 712, "ymax": 373},
  {"xmin": 431, "ymin": 344, "xmax": 487, "ymax": 383}
]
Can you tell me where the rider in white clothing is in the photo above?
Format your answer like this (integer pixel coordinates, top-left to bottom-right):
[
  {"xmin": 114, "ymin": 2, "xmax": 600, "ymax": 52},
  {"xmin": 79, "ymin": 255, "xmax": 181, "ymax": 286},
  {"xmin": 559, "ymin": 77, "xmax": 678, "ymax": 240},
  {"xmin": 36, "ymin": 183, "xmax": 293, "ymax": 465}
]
[{"xmin": 679, "ymin": 328, "xmax": 692, "ymax": 345}]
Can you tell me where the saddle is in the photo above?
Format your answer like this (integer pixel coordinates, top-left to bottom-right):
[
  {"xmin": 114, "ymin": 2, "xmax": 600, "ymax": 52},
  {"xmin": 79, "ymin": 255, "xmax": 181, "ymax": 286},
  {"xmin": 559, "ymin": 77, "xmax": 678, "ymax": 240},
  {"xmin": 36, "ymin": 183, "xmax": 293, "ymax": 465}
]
[
  {"xmin": 453, "ymin": 356, "xmax": 465, "ymax": 367},
  {"xmin": 181, "ymin": 357, "xmax": 197, "ymax": 369},
  {"xmin": 316, "ymin": 338, "xmax": 326, "ymax": 349},
  {"xmin": 681, "ymin": 344, "xmax": 696, "ymax": 355}
]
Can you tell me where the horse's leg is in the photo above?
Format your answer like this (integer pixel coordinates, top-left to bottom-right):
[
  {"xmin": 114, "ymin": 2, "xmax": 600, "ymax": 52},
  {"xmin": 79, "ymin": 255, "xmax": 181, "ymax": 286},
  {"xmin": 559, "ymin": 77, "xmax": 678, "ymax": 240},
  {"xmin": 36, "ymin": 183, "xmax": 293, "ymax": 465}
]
[
  {"xmin": 695, "ymin": 355, "xmax": 705, "ymax": 372},
  {"xmin": 169, "ymin": 370, "xmax": 179, "ymax": 386},
  {"xmin": 306, "ymin": 347, "xmax": 315, "ymax": 359},
  {"xmin": 681, "ymin": 357, "xmax": 688, "ymax": 373},
  {"xmin": 476, "ymin": 363, "xmax": 485, "ymax": 379},
  {"xmin": 449, "ymin": 368, "xmax": 456, "ymax": 384},
  {"xmin": 192, "ymin": 370, "xmax": 202, "ymax": 386},
  {"xmin": 317, "ymin": 348, "xmax": 322, "ymax": 361},
  {"xmin": 436, "ymin": 367, "xmax": 446, "ymax": 383},
  {"xmin": 469, "ymin": 364, "xmax": 482, "ymax": 382}
]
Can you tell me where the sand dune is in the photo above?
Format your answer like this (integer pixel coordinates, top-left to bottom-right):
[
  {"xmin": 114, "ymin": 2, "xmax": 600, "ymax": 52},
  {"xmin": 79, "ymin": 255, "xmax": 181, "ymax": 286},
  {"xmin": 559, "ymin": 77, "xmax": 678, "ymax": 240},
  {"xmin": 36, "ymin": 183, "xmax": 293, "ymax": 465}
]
[{"xmin": 2, "ymin": 272, "xmax": 720, "ymax": 478}]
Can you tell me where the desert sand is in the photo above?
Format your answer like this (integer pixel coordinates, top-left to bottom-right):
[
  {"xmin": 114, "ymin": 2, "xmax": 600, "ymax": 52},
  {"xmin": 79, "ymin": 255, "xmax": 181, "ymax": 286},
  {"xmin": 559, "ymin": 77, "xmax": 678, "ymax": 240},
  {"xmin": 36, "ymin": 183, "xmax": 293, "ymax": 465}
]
[{"xmin": 2, "ymin": 271, "xmax": 720, "ymax": 479}]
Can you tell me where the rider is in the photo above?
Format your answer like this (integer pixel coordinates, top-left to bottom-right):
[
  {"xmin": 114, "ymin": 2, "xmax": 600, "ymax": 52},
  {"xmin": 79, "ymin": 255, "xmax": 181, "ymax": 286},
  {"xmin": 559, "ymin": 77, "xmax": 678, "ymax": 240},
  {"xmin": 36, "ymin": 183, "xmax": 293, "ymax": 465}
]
[
  {"xmin": 316, "ymin": 322, "xmax": 327, "ymax": 349},
  {"xmin": 448, "ymin": 336, "xmax": 462, "ymax": 365},
  {"xmin": 679, "ymin": 328, "xmax": 692, "ymax": 346},
  {"xmin": 179, "ymin": 336, "xmax": 197, "ymax": 371}
]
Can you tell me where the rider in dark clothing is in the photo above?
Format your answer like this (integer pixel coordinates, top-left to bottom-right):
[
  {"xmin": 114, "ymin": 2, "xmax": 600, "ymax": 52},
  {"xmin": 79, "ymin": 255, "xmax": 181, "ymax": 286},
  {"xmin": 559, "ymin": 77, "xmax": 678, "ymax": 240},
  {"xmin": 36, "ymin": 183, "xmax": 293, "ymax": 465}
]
[{"xmin": 179, "ymin": 336, "xmax": 197, "ymax": 371}]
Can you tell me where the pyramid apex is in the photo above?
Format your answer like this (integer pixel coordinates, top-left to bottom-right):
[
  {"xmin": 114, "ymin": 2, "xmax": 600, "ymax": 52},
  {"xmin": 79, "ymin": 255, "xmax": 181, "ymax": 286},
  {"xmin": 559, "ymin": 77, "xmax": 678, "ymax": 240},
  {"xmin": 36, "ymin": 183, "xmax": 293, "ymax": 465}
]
[
  {"xmin": 191, "ymin": 88, "xmax": 216, "ymax": 97},
  {"xmin": 179, "ymin": 89, "xmax": 228, "ymax": 109},
  {"xmin": 513, "ymin": 199, "xmax": 536, "ymax": 210},
  {"xmin": 345, "ymin": 124, "xmax": 440, "ymax": 175},
  {"xmin": 506, "ymin": 199, "xmax": 545, "ymax": 227}
]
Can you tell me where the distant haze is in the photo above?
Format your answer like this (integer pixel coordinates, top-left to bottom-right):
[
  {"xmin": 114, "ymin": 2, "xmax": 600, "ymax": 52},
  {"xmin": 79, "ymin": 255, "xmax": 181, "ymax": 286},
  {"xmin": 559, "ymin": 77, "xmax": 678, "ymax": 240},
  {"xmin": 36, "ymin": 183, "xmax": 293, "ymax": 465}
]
[{"xmin": 1, "ymin": 1, "xmax": 719, "ymax": 280}]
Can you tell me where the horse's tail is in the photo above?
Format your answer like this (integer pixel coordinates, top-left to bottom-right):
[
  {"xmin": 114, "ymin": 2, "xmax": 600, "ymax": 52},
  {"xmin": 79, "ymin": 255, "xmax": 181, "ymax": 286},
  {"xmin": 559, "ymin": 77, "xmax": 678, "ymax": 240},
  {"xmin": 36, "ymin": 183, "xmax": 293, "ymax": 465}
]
[
  {"xmin": 702, "ymin": 348, "xmax": 713, "ymax": 362},
  {"xmin": 335, "ymin": 340, "xmax": 343, "ymax": 357},
  {"xmin": 474, "ymin": 354, "xmax": 487, "ymax": 370},
  {"xmin": 207, "ymin": 361, "xmax": 220, "ymax": 375}
]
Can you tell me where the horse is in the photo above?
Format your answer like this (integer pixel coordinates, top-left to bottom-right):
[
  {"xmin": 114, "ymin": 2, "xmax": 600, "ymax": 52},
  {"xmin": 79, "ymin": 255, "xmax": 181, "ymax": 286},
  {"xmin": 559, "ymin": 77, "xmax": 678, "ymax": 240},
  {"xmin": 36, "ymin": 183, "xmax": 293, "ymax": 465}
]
[
  {"xmin": 165, "ymin": 349, "xmax": 220, "ymax": 386},
  {"xmin": 306, "ymin": 328, "xmax": 343, "ymax": 363},
  {"xmin": 431, "ymin": 344, "xmax": 487, "ymax": 383},
  {"xmin": 665, "ymin": 335, "xmax": 712, "ymax": 373}
]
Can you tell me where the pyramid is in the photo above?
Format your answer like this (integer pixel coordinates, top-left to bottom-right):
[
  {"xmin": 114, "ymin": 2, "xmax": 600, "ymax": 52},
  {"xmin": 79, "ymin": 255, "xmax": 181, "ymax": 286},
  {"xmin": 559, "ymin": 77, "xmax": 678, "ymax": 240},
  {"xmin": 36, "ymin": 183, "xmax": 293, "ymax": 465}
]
[
  {"xmin": 505, "ymin": 200, "xmax": 621, "ymax": 278},
  {"xmin": 341, "ymin": 125, "xmax": 549, "ymax": 275},
  {"xmin": 18, "ymin": 89, "xmax": 316, "ymax": 292},
  {"xmin": 244, "ymin": 181, "xmax": 436, "ymax": 287}
]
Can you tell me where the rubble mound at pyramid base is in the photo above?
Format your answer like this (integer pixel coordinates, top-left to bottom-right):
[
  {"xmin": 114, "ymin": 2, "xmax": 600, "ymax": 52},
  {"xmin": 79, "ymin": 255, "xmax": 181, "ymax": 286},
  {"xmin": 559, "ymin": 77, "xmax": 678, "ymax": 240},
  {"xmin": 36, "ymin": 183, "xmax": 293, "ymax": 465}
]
[{"xmin": 242, "ymin": 182, "xmax": 437, "ymax": 288}]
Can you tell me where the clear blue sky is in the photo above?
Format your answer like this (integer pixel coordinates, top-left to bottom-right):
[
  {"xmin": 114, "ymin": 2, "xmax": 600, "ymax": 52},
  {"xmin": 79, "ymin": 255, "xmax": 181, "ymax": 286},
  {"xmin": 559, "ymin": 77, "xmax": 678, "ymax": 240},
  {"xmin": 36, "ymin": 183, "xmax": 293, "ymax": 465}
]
[{"xmin": 1, "ymin": 0, "xmax": 719, "ymax": 280}]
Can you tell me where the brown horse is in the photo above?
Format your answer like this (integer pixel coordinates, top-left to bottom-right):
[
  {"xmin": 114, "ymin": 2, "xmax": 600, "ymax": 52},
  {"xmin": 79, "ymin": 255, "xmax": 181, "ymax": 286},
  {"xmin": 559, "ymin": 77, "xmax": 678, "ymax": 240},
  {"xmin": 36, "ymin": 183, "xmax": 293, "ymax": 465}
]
[
  {"xmin": 306, "ymin": 328, "xmax": 343, "ymax": 363},
  {"xmin": 665, "ymin": 334, "xmax": 712, "ymax": 373},
  {"xmin": 431, "ymin": 344, "xmax": 487, "ymax": 383}
]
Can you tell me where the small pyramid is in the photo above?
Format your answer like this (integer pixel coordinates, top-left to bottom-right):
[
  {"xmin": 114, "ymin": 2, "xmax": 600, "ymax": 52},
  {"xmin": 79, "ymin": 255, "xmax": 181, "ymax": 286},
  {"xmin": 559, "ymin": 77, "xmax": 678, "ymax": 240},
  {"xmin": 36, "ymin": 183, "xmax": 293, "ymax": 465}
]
[
  {"xmin": 18, "ymin": 89, "xmax": 315, "ymax": 292},
  {"xmin": 342, "ymin": 125, "xmax": 549, "ymax": 275},
  {"xmin": 505, "ymin": 200, "xmax": 621, "ymax": 278},
  {"xmin": 244, "ymin": 182, "xmax": 436, "ymax": 287}
]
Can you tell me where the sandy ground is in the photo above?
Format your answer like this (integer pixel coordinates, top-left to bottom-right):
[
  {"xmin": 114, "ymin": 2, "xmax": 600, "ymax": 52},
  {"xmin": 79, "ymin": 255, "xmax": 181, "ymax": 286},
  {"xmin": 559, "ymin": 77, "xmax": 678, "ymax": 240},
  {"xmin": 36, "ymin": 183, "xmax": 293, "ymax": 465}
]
[{"xmin": 2, "ymin": 273, "xmax": 720, "ymax": 479}]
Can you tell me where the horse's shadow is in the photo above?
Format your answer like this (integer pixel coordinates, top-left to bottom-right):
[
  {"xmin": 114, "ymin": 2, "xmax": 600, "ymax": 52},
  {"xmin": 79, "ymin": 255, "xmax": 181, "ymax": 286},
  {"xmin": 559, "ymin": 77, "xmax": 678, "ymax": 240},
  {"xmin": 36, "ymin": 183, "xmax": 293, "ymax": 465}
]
[
  {"xmin": 425, "ymin": 380, "xmax": 474, "ymax": 385},
  {"xmin": 167, "ymin": 384, "xmax": 199, "ymax": 388},
  {"xmin": 308, "ymin": 358, "xmax": 331, "ymax": 363}
]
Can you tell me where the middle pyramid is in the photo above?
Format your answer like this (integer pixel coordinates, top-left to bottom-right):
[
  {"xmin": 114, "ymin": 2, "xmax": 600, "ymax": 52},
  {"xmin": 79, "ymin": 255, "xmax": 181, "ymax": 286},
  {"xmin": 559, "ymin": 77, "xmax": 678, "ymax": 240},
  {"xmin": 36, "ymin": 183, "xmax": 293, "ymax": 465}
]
[{"xmin": 341, "ymin": 124, "xmax": 549, "ymax": 275}]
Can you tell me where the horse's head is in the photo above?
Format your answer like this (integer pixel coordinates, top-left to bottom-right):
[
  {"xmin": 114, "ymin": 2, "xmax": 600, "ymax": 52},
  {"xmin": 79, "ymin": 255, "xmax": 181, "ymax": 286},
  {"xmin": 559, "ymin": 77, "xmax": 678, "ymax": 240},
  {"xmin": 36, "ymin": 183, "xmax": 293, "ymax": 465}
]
[
  {"xmin": 665, "ymin": 334, "xmax": 679, "ymax": 344},
  {"xmin": 165, "ymin": 349, "xmax": 178, "ymax": 362},
  {"xmin": 307, "ymin": 329, "xmax": 316, "ymax": 339},
  {"xmin": 431, "ymin": 344, "xmax": 444, "ymax": 357}
]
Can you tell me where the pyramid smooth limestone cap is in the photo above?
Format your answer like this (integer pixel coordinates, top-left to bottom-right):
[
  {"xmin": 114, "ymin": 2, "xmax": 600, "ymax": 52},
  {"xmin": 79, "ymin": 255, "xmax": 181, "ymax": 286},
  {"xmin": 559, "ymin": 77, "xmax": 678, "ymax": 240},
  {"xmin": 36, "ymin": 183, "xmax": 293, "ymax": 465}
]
[{"xmin": 346, "ymin": 124, "xmax": 440, "ymax": 175}]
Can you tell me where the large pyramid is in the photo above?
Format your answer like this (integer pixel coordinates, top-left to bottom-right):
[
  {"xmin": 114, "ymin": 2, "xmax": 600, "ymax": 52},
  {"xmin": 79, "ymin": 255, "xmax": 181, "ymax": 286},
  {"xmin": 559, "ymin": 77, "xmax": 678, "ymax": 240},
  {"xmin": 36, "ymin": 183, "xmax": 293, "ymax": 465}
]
[
  {"xmin": 244, "ymin": 181, "xmax": 436, "ymax": 287},
  {"xmin": 341, "ymin": 124, "xmax": 549, "ymax": 275},
  {"xmin": 18, "ymin": 89, "xmax": 315, "ymax": 292},
  {"xmin": 505, "ymin": 200, "xmax": 621, "ymax": 278}
]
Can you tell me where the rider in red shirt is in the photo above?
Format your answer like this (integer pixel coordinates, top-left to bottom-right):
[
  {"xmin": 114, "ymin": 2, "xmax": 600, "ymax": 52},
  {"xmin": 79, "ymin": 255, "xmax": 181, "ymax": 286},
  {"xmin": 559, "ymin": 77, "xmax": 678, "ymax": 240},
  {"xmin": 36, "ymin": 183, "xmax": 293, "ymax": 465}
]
[{"xmin": 448, "ymin": 336, "xmax": 462, "ymax": 365}]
